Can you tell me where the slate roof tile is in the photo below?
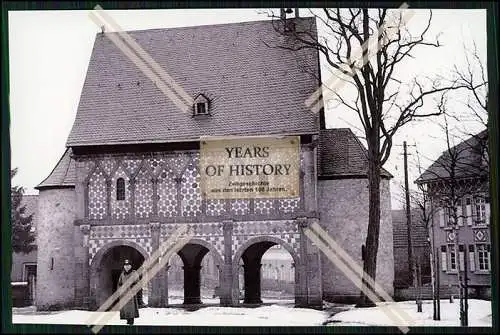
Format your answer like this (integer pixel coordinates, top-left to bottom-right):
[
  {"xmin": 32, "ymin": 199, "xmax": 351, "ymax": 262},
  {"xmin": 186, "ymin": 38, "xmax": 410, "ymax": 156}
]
[
  {"xmin": 67, "ymin": 18, "xmax": 320, "ymax": 146},
  {"xmin": 35, "ymin": 148, "xmax": 76, "ymax": 189},
  {"xmin": 318, "ymin": 128, "xmax": 392, "ymax": 178}
]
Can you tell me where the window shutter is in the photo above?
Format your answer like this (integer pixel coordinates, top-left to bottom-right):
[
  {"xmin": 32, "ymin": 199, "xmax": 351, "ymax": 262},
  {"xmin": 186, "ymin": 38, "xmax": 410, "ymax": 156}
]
[
  {"xmin": 459, "ymin": 245, "xmax": 465, "ymax": 271},
  {"xmin": 469, "ymin": 245, "xmax": 475, "ymax": 272},
  {"xmin": 457, "ymin": 204, "xmax": 463, "ymax": 226},
  {"xmin": 466, "ymin": 197, "xmax": 473, "ymax": 226},
  {"xmin": 439, "ymin": 209, "xmax": 445, "ymax": 227},
  {"xmin": 485, "ymin": 203, "xmax": 490, "ymax": 226},
  {"xmin": 487, "ymin": 245, "xmax": 491, "ymax": 271},
  {"xmin": 441, "ymin": 246, "xmax": 447, "ymax": 271}
]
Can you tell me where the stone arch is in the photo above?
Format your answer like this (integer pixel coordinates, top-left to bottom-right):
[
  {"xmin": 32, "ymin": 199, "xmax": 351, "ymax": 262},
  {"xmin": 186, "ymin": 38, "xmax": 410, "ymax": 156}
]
[
  {"xmin": 184, "ymin": 238, "xmax": 224, "ymax": 266},
  {"xmin": 231, "ymin": 235, "xmax": 300, "ymax": 305},
  {"xmin": 89, "ymin": 239, "xmax": 149, "ymax": 310},
  {"xmin": 232, "ymin": 235, "xmax": 300, "ymax": 270},
  {"xmin": 166, "ymin": 237, "xmax": 223, "ymax": 305},
  {"xmin": 90, "ymin": 239, "xmax": 149, "ymax": 272}
]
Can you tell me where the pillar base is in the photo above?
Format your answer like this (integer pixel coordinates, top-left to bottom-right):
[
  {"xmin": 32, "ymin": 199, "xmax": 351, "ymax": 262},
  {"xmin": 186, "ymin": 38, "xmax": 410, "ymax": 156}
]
[{"xmin": 183, "ymin": 297, "xmax": 202, "ymax": 305}]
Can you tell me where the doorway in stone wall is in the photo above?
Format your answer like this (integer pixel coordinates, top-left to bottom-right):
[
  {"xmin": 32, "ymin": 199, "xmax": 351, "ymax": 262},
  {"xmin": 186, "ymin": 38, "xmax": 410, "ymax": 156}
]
[{"xmin": 94, "ymin": 244, "xmax": 145, "ymax": 311}]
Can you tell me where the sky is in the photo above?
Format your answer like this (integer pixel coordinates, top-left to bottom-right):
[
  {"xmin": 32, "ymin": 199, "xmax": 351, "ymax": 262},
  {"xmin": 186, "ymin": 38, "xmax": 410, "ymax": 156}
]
[{"xmin": 8, "ymin": 8, "xmax": 487, "ymax": 209}]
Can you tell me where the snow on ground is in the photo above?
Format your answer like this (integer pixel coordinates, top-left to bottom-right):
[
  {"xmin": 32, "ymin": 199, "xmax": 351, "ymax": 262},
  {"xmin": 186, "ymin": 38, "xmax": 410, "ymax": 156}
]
[
  {"xmin": 12, "ymin": 299, "xmax": 492, "ymax": 327},
  {"xmin": 12, "ymin": 305, "xmax": 327, "ymax": 326},
  {"xmin": 328, "ymin": 299, "xmax": 492, "ymax": 327}
]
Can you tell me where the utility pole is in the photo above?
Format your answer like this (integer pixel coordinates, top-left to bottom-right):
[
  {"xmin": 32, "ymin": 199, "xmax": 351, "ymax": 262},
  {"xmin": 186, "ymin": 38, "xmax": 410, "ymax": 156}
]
[
  {"xmin": 403, "ymin": 141, "xmax": 422, "ymax": 312},
  {"xmin": 435, "ymin": 246, "xmax": 441, "ymax": 320}
]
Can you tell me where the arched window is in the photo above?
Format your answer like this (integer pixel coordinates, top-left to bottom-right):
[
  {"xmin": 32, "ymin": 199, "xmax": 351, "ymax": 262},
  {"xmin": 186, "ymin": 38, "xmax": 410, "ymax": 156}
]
[{"xmin": 116, "ymin": 178, "xmax": 125, "ymax": 201}]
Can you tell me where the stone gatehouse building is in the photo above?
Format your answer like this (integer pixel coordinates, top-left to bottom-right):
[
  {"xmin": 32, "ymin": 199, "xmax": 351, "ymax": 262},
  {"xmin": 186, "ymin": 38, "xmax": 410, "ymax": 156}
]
[{"xmin": 34, "ymin": 17, "xmax": 394, "ymax": 311}]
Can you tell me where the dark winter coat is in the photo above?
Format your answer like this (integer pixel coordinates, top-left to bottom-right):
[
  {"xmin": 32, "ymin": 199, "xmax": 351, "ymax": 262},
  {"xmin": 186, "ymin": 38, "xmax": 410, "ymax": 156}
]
[{"xmin": 118, "ymin": 270, "xmax": 140, "ymax": 320}]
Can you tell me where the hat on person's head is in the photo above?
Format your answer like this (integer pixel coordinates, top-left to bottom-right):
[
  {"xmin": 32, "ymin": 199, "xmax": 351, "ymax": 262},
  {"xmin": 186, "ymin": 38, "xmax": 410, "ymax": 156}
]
[{"xmin": 124, "ymin": 259, "xmax": 131, "ymax": 265}]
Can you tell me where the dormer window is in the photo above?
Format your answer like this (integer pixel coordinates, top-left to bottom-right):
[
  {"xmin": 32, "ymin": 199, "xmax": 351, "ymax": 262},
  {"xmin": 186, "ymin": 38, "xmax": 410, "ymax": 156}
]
[
  {"xmin": 193, "ymin": 94, "xmax": 210, "ymax": 117},
  {"xmin": 196, "ymin": 102, "xmax": 207, "ymax": 115}
]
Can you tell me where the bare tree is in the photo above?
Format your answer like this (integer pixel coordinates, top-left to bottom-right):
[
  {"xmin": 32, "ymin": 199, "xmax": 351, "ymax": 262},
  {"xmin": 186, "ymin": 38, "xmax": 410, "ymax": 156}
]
[{"xmin": 263, "ymin": 8, "xmax": 468, "ymax": 306}]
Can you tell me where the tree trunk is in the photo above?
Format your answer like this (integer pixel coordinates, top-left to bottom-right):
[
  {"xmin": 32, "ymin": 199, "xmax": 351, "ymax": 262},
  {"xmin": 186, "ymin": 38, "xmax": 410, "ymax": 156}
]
[{"xmin": 357, "ymin": 154, "xmax": 381, "ymax": 307}]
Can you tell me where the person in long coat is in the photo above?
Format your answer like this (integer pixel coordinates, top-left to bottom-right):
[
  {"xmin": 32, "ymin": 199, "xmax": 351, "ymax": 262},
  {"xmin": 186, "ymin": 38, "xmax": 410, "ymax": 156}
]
[{"xmin": 118, "ymin": 259, "xmax": 140, "ymax": 325}]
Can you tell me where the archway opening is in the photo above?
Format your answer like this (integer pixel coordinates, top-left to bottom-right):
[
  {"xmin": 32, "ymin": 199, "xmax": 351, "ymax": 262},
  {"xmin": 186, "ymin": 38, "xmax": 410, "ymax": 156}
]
[
  {"xmin": 237, "ymin": 240, "xmax": 296, "ymax": 305},
  {"xmin": 261, "ymin": 245, "xmax": 295, "ymax": 304},
  {"xmin": 96, "ymin": 245, "xmax": 145, "ymax": 310},
  {"xmin": 167, "ymin": 243, "xmax": 222, "ymax": 305}
]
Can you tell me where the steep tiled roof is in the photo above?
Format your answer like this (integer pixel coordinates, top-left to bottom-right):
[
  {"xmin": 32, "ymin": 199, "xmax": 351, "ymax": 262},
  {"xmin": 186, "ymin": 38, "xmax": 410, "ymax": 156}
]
[
  {"xmin": 416, "ymin": 129, "xmax": 488, "ymax": 184},
  {"xmin": 67, "ymin": 18, "xmax": 320, "ymax": 147},
  {"xmin": 35, "ymin": 148, "xmax": 76, "ymax": 189},
  {"xmin": 392, "ymin": 209, "xmax": 429, "ymax": 249},
  {"xmin": 318, "ymin": 128, "xmax": 392, "ymax": 178}
]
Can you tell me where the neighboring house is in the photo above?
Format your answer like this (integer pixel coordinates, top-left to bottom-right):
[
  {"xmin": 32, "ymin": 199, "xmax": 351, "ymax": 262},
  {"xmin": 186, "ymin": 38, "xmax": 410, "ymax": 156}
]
[
  {"xmin": 415, "ymin": 130, "xmax": 491, "ymax": 299},
  {"xmin": 11, "ymin": 194, "xmax": 38, "ymax": 307},
  {"xmin": 392, "ymin": 208, "xmax": 431, "ymax": 290},
  {"xmin": 34, "ymin": 17, "xmax": 394, "ymax": 311}
]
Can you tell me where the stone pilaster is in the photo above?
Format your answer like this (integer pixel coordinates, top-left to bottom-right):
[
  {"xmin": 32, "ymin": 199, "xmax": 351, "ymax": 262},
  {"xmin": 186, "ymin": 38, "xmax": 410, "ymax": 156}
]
[
  {"xmin": 148, "ymin": 222, "xmax": 164, "ymax": 307},
  {"xmin": 297, "ymin": 217, "xmax": 323, "ymax": 308},
  {"xmin": 130, "ymin": 178, "xmax": 136, "ymax": 217},
  {"xmin": 222, "ymin": 220, "xmax": 234, "ymax": 306},
  {"xmin": 151, "ymin": 177, "xmax": 159, "ymax": 217},
  {"xmin": 302, "ymin": 144, "xmax": 318, "ymax": 213},
  {"xmin": 105, "ymin": 179, "xmax": 112, "ymax": 220}
]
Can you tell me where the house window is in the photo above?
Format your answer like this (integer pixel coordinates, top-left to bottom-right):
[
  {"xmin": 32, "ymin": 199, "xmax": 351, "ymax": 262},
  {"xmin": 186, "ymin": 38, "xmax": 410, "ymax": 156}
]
[
  {"xmin": 477, "ymin": 244, "xmax": 491, "ymax": 271},
  {"xmin": 458, "ymin": 244, "xmax": 465, "ymax": 271},
  {"xmin": 23, "ymin": 263, "xmax": 37, "ymax": 282},
  {"xmin": 468, "ymin": 245, "xmax": 476, "ymax": 272},
  {"xmin": 193, "ymin": 94, "xmax": 210, "ymax": 116},
  {"xmin": 475, "ymin": 197, "xmax": 486, "ymax": 224},
  {"xmin": 116, "ymin": 178, "xmax": 125, "ymax": 201},
  {"xmin": 440, "ymin": 246, "xmax": 447, "ymax": 271},
  {"xmin": 448, "ymin": 244, "xmax": 457, "ymax": 271},
  {"xmin": 196, "ymin": 102, "xmax": 207, "ymax": 115}
]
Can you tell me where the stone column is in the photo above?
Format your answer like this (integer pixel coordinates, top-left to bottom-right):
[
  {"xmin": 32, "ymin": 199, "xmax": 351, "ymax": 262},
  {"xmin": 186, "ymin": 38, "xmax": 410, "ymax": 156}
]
[
  {"xmin": 221, "ymin": 220, "xmax": 234, "ymax": 306},
  {"xmin": 243, "ymin": 261, "xmax": 263, "ymax": 304},
  {"xmin": 148, "ymin": 222, "xmax": 164, "ymax": 307},
  {"xmin": 183, "ymin": 265, "xmax": 202, "ymax": 304}
]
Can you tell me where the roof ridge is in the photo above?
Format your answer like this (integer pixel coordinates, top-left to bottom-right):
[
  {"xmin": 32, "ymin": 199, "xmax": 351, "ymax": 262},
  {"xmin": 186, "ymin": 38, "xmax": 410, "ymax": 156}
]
[{"xmin": 100, "ymin": 16, "xmax": 315, "ymax": 35}]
